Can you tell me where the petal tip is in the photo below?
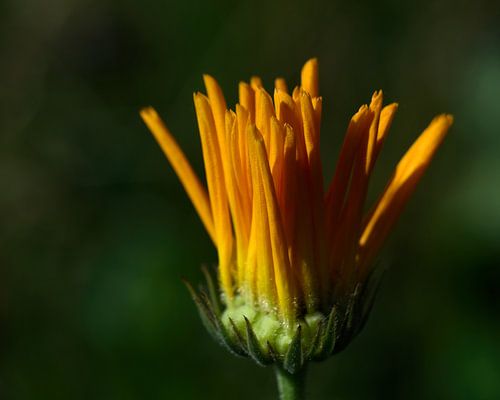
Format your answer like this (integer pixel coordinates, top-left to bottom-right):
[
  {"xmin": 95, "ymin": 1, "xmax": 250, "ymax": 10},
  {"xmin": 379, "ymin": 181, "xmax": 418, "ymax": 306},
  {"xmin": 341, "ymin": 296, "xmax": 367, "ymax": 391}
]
[
  {"xmin": 303, "ymin": 57, "xmax": 318, "ymax": 69},
  {"xmin": 202, "ymin": 73, "xmax": 214, "ymax": 82},
  {"xmin": 432, "ymin": 113, "xmax": 454, "ymax": 130},
  {"xmin": 139, "ymin": 106, "xmax": 156, "ymax": 119},
  {"xmin": 444, "ymin": 114, "xmax": 454, "ymax": 125}
]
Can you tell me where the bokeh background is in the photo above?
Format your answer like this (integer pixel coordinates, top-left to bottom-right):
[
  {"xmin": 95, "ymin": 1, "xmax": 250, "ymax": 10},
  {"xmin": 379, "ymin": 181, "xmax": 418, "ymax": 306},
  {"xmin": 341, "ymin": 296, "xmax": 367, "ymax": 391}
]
[{"xmin": 1, "ymin": 0, "xmax": 499, "ymax": 399}]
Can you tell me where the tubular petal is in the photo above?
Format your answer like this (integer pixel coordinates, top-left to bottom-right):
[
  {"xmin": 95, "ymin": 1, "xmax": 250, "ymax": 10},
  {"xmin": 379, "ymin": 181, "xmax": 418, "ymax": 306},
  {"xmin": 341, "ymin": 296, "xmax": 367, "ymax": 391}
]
[
  {"xmin": 359, "ymin": 114, "xmax": 453, "ymax": 271},
  {"xmin": 239, "ymin": 82, "xmax": 255, "ymax": 123},
  {"xmin": 203, "ymin": 75, "xmax": 228, "ymax": 139},
  {"xmin": 301, "ymin": 91, "xmax": 320, "ymax": 163},
  {"xmin": 373, "ymin": 103, "xmax": 398, "ymax": 161},
  {"xmin": 300, "ymin": 91, "xmax": 327, "ymax": 294},
  {"xmin": 194, "ymin": 93, "xmax": 234, "ymax": 298},
  {"xmin": 301, "ymin": 58, "xmax": 319, "ymax": 98},
  {"xmin": 274, "ymin": 89, "xmax": 297, "ymax": 127},
  {"xmin": 250, "ymin": 76, "xmax": 263, "ymax": 90},
  {"xmin": 269, "ymin": 117, "xmax": 285, "ymax": 191},
  {"xmin": 140, "ymin": 107, "xmax": 216, "ymax": 244},
  {"xmin": 365, "ymin": 91, "xmax": 383, "ymax": 174},
  {"xmin": 312, "ymin": 96, "xmax": 322, "ymax": 137},
  {"xmin": 251, "ymin": 126, "xmax": 295, "ymax": 322},
  {"xmin": 256, "ymin": 88, "xmax": 275, "ymax": 152},
  {"xmin": 225, "ymin": 111, "xmax": 250, "ymax": 276},
  {"xmin": 236, "ymin": 104, "xmax": 253, "ymax": 207},
  {"xmin": 281, "ymin": 125, "xmax": 297, "ymax": 253},
  {"xmin": 332, "ymin": 116, "xmax": 372, "ymax": 279},
  {"xmin": 326, "ymin": 106, "xmax": 372, "ymax": 235},
  {"xmin": 248, "ymin": 125, "xmax": 276, "ymax": 308},
  {"xmin": 275, "ymin": 77, "xmax": 288, "ymax": 93}
]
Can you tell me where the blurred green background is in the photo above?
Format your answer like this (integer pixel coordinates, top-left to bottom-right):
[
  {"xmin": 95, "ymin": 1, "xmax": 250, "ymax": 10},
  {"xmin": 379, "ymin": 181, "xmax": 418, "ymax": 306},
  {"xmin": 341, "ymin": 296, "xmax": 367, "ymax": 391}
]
[{"xmin": 1, "ymin": 0, "xmax": 499, "ymax": 399}]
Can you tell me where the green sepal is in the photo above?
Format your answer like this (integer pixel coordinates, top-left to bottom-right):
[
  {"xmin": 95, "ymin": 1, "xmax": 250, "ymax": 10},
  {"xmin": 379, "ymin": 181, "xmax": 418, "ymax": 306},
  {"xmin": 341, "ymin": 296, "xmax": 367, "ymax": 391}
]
[
  {"xmin": 244, "ymin": 317, "xmax": 273, "ymax": 366},
  {"xmin": 312, "ymin": 306, "xmax": 339, "ymax": 361},
  {"xmin": 186, "ymin": 266, "xmax": 384, "ymax": 371},
  {"xmin": 305, "ymin": 318, "xmax": 325, "ymax": 359},
  {"xmin": 356, "ymin": 268, "xmax": 385, "ymax": 336},
  {"xmin": 184, "ymin": 280, "xmax": 247, "ymax": 357},
  {"xmin": 332, "ymin": 284, "xmax": 361, "ymax": 355},
  {"xmin": 346, "ymin": 284, "xmax": 362, "ymax": 331},
  {"xmin": 201, "ymin": 265, "xmax": 221, "ymax": 316},
  {"xmin": 217, "ymin": 313, "xmax": 248, "ymax": 357},
  {"xmin": 283, "ymin": 326, "xmax": 303, "ymax": 374},
  {"xmin": 184, "ymin": 280, "xmax": 221, "ymax": 341},
  {"xmin": 267, "ymin": 341, "xmax": 280, "ymax": 363},
  {"xmin": 228, "ymin": 317, "xmax": 248, "ymax": 355}
]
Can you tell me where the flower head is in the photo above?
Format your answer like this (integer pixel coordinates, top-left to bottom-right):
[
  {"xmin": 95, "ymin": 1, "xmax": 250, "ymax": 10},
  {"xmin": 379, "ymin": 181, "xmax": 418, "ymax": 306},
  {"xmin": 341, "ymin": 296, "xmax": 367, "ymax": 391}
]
[{"xmin": 141, "ymin": 59, "xmax": 452, "ymax": 368}]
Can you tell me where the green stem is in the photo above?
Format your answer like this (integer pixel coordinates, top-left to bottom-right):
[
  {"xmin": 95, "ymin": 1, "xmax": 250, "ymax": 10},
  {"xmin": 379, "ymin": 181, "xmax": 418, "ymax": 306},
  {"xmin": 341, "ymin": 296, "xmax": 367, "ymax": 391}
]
[{"xmin": 274, "ymin": 367, "xmax": 307, "ymax": 400}]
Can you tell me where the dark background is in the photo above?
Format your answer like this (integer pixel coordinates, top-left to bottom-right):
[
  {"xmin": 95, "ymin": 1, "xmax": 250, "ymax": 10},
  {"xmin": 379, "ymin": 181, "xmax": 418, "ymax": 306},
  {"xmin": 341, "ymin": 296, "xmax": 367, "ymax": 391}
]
[{"xmin": 1, "ymin": 0, "xmax": 499, "ymax": 399}]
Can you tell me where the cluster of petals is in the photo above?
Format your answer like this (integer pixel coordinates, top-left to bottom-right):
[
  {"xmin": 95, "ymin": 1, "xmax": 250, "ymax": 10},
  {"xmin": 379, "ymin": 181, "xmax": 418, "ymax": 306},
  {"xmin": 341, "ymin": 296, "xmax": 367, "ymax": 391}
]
[{"xmin": 141, "ymin": 59, "xmax": 452, "ymax": 324}]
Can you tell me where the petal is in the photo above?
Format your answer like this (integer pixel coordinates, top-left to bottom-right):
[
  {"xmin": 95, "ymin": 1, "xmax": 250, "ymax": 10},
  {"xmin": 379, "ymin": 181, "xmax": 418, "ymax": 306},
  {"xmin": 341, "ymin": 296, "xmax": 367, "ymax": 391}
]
[
  {"xmin": 194, "ymin": 93, "xmax": 234, "ymax": 298},
  {"xmin": 301, "ymin": 58, "xmax": 319, "ymax": 98},
  {"xmin": 359, "ymin": 114, "xmax": 454, "ymax": 272},
  {"xmin": 275, "ymin": 77, "xmax": 288, "ymax": 93},
  {"xmin": 140, "ymin": 107, "xmax": 216, "ymax": 244},
  {"xmin": 250, "ymin": 125, "xmax": 295, "ymax": 322}
]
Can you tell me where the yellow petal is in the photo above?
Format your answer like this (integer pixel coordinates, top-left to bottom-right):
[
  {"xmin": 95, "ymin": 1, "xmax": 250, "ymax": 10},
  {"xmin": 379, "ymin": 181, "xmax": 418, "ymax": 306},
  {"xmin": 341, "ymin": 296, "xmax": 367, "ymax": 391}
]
[
  {"xmin": 275, "ymin": 77, "xmax": 288, "ymax": 93},
  {"xmin": 194, "ymin": 93, "xmax": 234, "ymax": 298},
  {"xmin": 250, "ymin": 125, "xmax": 295, "ymax": 322},
  {"xmin": 250, "ymin": 76, "xmax": 263, "ymax": 91},
  {"xmin": 235, "ymin": 104, "xmax": 253, "ymax": 207},
  {"xmin": 225, "ymin": 111, "xmax": 250, "ymax": 250},
  {"xmin": 247, "ymin": 125, "xmax": 276, "ymax": 309},
  {"xmin": 374, "ymin": 103, "xmax": 398, "ymax": 161},
  {"xmin": 140, "ymin": 107, "xmax": 216, "ymax": 244},
  {"xmin": 255, "ymin": 88, "xmax": 275, "ymax": 153},
  {"xmin": 365, "ymin": 91, "xmax": 383, "ymax": 174},
  {"xmin": 359, "ymin": 114, "xmax": 453, "ymax": 272},
  {"xmin": 274, "ymin": 89, "xmax": 297, "ymax": 128},
  {"xmin": 300, "ymin": 91, "xmax": 319, "ymax": 162},
  {"xmin": 312, "ymin": 96, "xmax": 322, "ymax": 137},
  {"xmin": 300, "ymin": 91, "xmax": 327, "ymax": 298},
  {"xmin": 280, "ymin": 125, "xmax": 297, "ymax": 252},
  {"xmin": 269, "ymin": 116, "xmax": 285, "ymax": 168},
  {"xmin": 238, "ymin": 82, "xmax": 255, "ymax": 123},
  {"xmin": 326, "ymin": 105, "xmax": 372, "ymax": 235},
  {"xmin": 203, "ymin": 75, "xmax": 227, "ymax": 140},
  {"xmin": 301, "ymin": 58, "xmax": 319, "ymax": 98}
]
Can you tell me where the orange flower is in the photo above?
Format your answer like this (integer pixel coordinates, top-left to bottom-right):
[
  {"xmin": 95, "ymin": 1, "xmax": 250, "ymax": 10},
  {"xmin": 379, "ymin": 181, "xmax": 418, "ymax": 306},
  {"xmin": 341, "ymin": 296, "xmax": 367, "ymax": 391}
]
[{"xmin": 140, "ymin": 59, "xmax": 452, "ymax": 329}]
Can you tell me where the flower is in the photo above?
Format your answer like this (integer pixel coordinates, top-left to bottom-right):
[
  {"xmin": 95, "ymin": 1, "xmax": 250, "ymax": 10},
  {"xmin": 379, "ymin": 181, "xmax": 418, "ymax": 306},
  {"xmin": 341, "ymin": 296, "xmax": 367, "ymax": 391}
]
[{"xmin": 140, "ymin": 59, "xmax": 452, "ymax": 369}]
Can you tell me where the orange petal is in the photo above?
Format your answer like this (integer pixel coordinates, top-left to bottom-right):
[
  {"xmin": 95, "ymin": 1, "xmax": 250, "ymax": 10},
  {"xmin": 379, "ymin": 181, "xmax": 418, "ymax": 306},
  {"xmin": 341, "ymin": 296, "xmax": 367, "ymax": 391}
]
[
  {"xmin": 247, "ymin": 125, "xmax": 276, "ymax": 309},
  {"xmin": 312, "ymin": 96, "xmax": 322, "ymax": 137},
  {"xmin": 203, "ymin": 75, "xmax": 227, "ymax": 140},
  {"xmin": 225, "ymin": 111, "xmax": 250, "ymax": 280},
  {"xmin": 365, "ymin": 91, "xmax": 383, "ymax": 174},
  {"xmin": 140, "ymin": 107, "xmax": 216, "ymax": 244},
  {"xmin": 194, "ymin": 93, "xmax": 234, "ymax": 298},
  {"xmin": 250, "ymin": 76, "xmax": 263, "ymax": 90},
  {"xmin": 275, "ymin": 77, "xmax": 288, "ymax": 93},
  {"xmin": 301, "ymin": 58, "xmax": 319, "ymax": 98},
  {"xmin": 359, "ymin": 114, "xmax": 453, "ymax": 272},
  {"xmin": 269, "ymin": 116, "xmax": 285, "ymax": 191},
  {"xmin": 373, "ymin": 103, "xmax": 398, "ymax": 162},
  {"xmin": 250, "ymin": 125, "xmax": 295, "ymax": 322},
  {"xmin": 255, "ymin": 88, "xmax": 275, "ymax": 153},
  {"xmin": 280, "ymin": 125, "xmax": 297, "ymax": 253},
  {"xmin": 326, "ymin": 105, "xmax": 372, "ymax": 235},
  {"xmin": 238, "ymin": 82, "xmax": 255, "ymax": 123}
]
